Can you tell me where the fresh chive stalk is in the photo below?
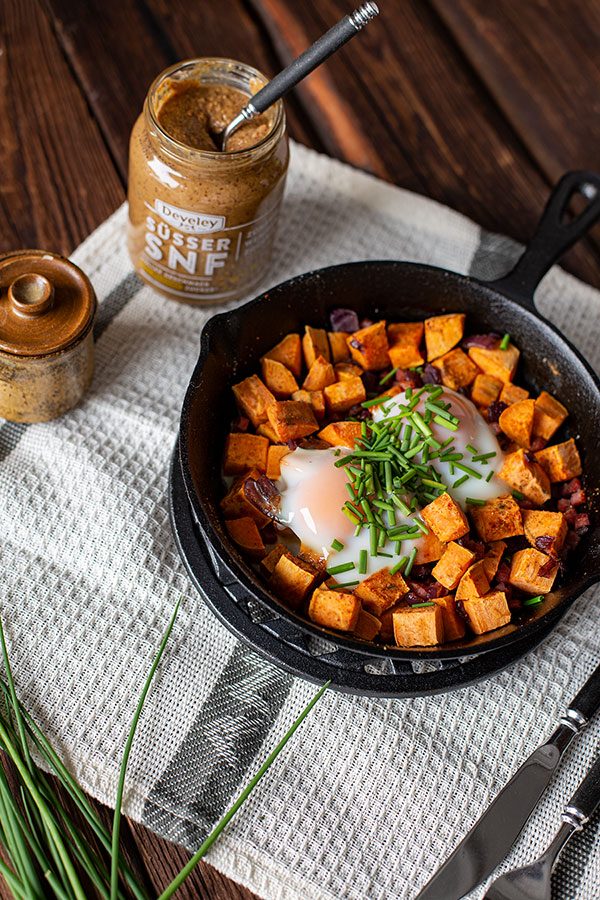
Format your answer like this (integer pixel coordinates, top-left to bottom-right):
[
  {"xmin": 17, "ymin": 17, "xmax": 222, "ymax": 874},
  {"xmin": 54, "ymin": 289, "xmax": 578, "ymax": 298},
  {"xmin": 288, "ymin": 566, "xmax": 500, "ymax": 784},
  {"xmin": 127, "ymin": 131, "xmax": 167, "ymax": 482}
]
[
  {"xmin": 500, "ymin": 333, "xmax": 510, "ymax": 350},
  {"xmin": 523, "ymin": 595, "xmax": 545, "ymax": 606},
  {"xmin": 330, "ymin": 539, "xmax": 344, "ymax": 552},
  {"xmin": 326, "ymin": 561, "xmax": 356, "ymax": 576}
]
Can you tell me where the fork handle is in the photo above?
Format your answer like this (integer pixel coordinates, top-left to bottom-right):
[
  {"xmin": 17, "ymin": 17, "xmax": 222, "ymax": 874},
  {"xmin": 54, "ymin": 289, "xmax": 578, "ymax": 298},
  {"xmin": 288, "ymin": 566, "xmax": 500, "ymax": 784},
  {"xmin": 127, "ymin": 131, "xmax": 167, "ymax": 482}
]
[{"xmin": 562, "ymin": 754, "xmax": 600, "ymax": 826}]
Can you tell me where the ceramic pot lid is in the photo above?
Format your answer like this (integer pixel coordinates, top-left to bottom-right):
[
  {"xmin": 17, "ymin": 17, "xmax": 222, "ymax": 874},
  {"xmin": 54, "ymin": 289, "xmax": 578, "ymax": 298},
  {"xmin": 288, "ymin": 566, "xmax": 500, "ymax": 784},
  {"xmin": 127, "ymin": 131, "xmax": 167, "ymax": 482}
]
[{"xmin": 0, "ymin": 250, "xmax": 96, "ymax": 357}]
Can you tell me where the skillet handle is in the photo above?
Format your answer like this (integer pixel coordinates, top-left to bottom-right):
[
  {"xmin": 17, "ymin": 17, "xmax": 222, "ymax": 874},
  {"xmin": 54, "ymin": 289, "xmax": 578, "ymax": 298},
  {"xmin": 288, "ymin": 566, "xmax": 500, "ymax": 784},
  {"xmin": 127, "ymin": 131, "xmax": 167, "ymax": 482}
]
[{"xmin": 490, "ymin": 171, "xmax": 600, "ymax": 308}]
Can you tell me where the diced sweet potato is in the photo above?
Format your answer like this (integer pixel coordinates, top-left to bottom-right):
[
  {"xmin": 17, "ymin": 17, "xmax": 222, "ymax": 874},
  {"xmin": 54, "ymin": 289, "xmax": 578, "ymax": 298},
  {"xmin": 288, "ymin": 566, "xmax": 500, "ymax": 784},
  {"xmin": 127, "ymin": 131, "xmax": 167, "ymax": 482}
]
[
  {"xmin": 225, "ymin": 517, "xmax": 265, "ymax": 558},
  {"xmin": 354, "ymin": 608, "xmax": 381, "ymax": 641},
  {"xmin": 257, "ymin": 422, "xmax": 280, "ymax": 443},
  {"xmin": 232, "ymin": 375, "xmax": 275, "ymax": 427},
  {"xmin": 220, "ymin": 470, "xmax": 271, "ymax": 527},
  {"xmin": 393, "ymin": 605, "xmax": 444, "ymax": 647},
  {"xmin": 267, "ymin": 400, "xmax": 318, "ymax": 442},
  {"xmin": 471, "ymin": 373, "xmax": 503, "ymax": 408},
  {"xmin": 421, "ymin": 493, "xmax": 469, "ymax": 543},
  {"xmin": 223, "ymin": 433, "xmax": 269, "ymax": 475},
  {"xmin": 347, "ymin": 321, "xmax": 389, "ymax": 371},
  {"xmin": 388, "ymin": 322, "xmax": 425, "ymax": 368},
  {"xmin": 291, "ymin": 389, "xmax": 325, "ymax": 421},
  {"xmin": 308, "ymin": 588, "xmax": 360, "ymax": 632},
  {"xmin": 468, "ymin": 344, "xmax": 520, "ymax": 383},
  {"xmin": 470, "ymin": 496, "xmax": 524, "ymax": 542},
  {"xmin": 354, "ymin": 568, "xmax": 409, "ymax": 617},
  {"xmin": 261, "ymin": 357, "xmax": 299, "ymax": 398},
  {"xmin": 334, "ymin": 362, "xmax": 364, "ymax": 381},
  {"xmin": 432, "ymin": 348, "xmax": 479, "ymax": 391},
  {"xmin": 262, "ymin": 333, "xmax": 302, "ymax": 377},
  {"xmin": 414, "ymin": 532, "xmax": 446, "ymax": 564},
  {"xmin": 498, "ymin": 449, "xmax": 551, "ymax": 504},
  {"xmin": 298, "ymin": 544, "xmax": 328, "ymax": 574},
  {"xmin": 522, "ymin": 509, "xmax": 567, "ymax": 554},
  {"xmin": 266, "ymin": 444, "xmax": 290, "ymax": 480},
  {"xmin": 433, "ymin": 595, "xmax": 466, "ymax": 641},
  {"xmin": 483, "ymin": 540, "xmax": 506, "ymax": 580},
  {"xmin": 455, "ymin": 560, "xmax": 490, "ymax": 601},
  {"xmin": 270, "ymin": 554, "xmax": 320, "ymax": 609},
  {"xmin": 379, "ymin": 602, "xmax": 404, "ymax": 643},
  {"xmin": 328, "ymin": 331, "xmax": 351, "ymax": 363},
  {"xmin": 303, "ymin": 355, "xmax": 336, "ymax": 391},
  {"xmin": 432, "ymin": 541, "xmax": 476, "ymax": 590},
  {"xmin": 324, "ymin": 376, "xmax": 367, "ymax": 415},
  {"xmin": 535, "ymin": 439, "xmax": 582, "ymax": 483},
  {"xmin": 318, "ymin": 421, "xmax": 363, "ymax": 447},
  {"xmin": 462, "ymin": 591, "xmax": 511, "ymax": 634},
  {"xmin": 500, "ymin": 382, "xmax": 530, "ymax": 406},
  {"xmin": 533, "ymin": 391, "xmax": 568, "ymax": 441},
  {"xmin": 509, "ymin": 548, "xmax": 558, "ymax": 594},
  {"xmin": 302, "ymin": 325, "xmax": 330, "ymax": 368},
  {"xmin": 424, "ymin": 313, "xmax": 465, "ymax": 361},
  {"xmin": 260, "ymin": 543, "xmax": 289, "ymax": 575},
  {"xmin": 499, "ymin": 399, "xmax": 535, "ymax": 448}
]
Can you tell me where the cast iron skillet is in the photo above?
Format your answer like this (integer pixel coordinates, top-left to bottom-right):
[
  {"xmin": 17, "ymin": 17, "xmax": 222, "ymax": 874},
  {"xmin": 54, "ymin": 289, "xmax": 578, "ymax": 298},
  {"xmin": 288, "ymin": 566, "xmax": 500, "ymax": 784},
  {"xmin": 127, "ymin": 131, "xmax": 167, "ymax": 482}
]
[{"xmin": 179, "ymin": 170, "xmax": 600, "ymax": 661}]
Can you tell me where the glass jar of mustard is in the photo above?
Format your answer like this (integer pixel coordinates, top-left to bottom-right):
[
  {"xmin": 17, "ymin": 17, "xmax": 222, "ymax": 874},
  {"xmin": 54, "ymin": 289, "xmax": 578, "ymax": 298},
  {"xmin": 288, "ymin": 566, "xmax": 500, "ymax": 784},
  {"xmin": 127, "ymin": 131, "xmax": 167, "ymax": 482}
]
[
  {"xmin": 0, "ymin": 250, "xmax": 96, "ymax": 423},
  {"xmin": 127, "ymin": 58, "xmax": 289, "ymax": 305}
]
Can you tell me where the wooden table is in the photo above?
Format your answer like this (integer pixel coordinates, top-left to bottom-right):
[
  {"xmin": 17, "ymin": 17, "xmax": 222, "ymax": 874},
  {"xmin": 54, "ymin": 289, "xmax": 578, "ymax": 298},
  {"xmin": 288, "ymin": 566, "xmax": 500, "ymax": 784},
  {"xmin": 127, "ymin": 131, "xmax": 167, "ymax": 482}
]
[{"xmin": 1, "ymin": 1, "xmax": 599, "ymax": 896}]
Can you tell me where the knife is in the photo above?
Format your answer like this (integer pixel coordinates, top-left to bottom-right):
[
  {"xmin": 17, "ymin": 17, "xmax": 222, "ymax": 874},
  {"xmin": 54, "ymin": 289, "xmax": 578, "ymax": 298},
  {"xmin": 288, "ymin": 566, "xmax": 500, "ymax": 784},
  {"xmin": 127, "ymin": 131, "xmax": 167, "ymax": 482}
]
[{"xmin": 416, "ymin": 661, "xmax": 600, "ymax": 900}]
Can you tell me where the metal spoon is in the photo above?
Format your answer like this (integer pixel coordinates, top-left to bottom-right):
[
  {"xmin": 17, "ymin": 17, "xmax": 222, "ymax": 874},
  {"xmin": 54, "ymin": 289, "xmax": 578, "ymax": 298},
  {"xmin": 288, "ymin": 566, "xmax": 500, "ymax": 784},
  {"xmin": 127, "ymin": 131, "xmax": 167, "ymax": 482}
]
[
  {"xmin": 485, "ymin": 753, "xmax": 600, "ymax": 900},
  {"xmin": 217, "ymin": 2, "xmax": 379, "ymax": 151}
]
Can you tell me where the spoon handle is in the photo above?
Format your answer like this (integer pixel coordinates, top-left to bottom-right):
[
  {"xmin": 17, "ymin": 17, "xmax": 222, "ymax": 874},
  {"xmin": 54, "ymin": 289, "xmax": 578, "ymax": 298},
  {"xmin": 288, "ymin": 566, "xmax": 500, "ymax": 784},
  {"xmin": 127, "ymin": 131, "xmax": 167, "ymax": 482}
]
[
  {"xmin": 248, "ymin": 2, "xmax": 379, "ymax": 115},
  {"xmin": 563, "ymin": 753, "xmax": 600, "ymax": 826}
]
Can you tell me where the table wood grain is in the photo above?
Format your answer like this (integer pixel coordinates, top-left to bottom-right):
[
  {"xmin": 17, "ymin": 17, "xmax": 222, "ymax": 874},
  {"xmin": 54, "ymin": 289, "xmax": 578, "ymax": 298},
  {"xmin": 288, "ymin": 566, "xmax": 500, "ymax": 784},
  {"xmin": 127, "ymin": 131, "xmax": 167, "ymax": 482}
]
[{"xmin": 1, "ymin": 1, "xmax": 599, "ymax": 897}]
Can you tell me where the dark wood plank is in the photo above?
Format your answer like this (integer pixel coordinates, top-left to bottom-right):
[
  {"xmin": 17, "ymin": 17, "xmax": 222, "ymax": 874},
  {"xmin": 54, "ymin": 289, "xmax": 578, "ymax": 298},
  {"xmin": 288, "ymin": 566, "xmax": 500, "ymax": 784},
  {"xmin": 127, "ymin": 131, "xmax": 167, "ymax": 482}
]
[{"xmin": 0, "ymin": 0, "xmax": 123, "ymax": 254}]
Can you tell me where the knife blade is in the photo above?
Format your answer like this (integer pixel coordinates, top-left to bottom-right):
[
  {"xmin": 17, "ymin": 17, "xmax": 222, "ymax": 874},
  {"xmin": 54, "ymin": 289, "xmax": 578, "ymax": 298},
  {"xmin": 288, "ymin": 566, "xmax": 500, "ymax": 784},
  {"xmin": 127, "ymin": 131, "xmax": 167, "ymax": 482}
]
[{"xmin": 416, "ymin": 661, "xmax": 600, "ymax": 900}]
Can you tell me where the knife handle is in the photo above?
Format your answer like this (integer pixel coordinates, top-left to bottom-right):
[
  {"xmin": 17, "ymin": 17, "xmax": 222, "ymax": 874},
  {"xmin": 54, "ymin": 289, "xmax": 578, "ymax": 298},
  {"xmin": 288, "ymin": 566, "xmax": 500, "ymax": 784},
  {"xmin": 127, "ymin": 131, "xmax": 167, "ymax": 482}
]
[
  {"xmin": 567, "ymin": 662, "xmax": 600, "ymax": 725},
  {"xmin": 562, "ymin": 754, "xmax": 600, "ymax": 826}
]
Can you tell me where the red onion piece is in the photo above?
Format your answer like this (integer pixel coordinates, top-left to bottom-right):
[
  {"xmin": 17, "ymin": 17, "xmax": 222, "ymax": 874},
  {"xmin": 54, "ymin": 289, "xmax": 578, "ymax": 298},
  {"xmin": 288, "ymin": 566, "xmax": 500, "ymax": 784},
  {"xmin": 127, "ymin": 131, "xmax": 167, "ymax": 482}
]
[
  {"xmin": 461, "ymin": 333, "xmax": 501, "ymax": 350},
  {"xmin": 330, "ymin": 308, "xmax": 360, "ymax": 333},
  {"xmin": 421, "ymin": 364, "xmax": 441, "ymax": 385}
]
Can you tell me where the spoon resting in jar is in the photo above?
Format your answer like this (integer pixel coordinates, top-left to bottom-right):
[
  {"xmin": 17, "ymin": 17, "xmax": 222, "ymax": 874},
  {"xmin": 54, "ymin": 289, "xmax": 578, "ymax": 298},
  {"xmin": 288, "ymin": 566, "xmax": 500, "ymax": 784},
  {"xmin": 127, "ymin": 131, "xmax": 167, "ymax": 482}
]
[{"xmin": 217, "ymin": 2, "xmax": 380, "ymax": 151}]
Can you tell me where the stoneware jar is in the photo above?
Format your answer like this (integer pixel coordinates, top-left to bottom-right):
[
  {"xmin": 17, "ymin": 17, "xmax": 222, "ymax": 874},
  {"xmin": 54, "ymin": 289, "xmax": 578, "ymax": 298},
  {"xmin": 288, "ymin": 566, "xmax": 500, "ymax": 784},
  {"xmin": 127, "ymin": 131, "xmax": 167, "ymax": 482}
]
[
  {"xmin": 127, "ymin": 58, "xmax": 289, "ymax": 305},
  {"xmin": 0, "ymin": 250, "xmax": 96, "ymax": 423}
]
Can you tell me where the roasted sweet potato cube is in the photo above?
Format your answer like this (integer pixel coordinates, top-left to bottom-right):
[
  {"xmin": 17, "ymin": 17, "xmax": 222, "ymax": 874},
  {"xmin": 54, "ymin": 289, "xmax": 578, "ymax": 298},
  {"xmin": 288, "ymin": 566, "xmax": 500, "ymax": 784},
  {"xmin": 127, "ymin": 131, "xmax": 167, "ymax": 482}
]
[
  {"xmin": 261, "ymin": 357, "xmax": 299, "ymax": 398},
  {"xmin": 498, "ymin": 449, "xmax": 551, "ymax": 504},
  {"xmin": 470, "ymin": 496, "xmax": 523, "ymax": 542},
  {"xmin": 522, "ymin": 509, "xmax": 567, "ymax": 554},
  {"xmin": 471, "ymin": 374, "xmax": 503, "ymax": 408},
  {"xmin": 455, "ymin": 560, "xmax": 490, "ymax": 600},
  {"xmin": 483, "ymin": 540, "xmax": 506, "ymax": 580},
  {"xmin": 414, "ymin": 532, "xmax": 446, "ymax": 564},
  {"xmin": 393, "ymin": 605, "xmax": 444, "ymax": 647},
  {"xmin": 303, "ymin": 355, "xmax": 336, "ymax": 391},
  {"xmin": 260, "ymin": 543, "xmax": 289, "ymax": 575},
  {"xmin": 267, "ymin": 400, "xmax": 318, "ymax": 442},
  {"xmin": 424, "ymin": 313, "xmax": 465, "ymax": 361},
  {"xmin": 387, "ymin": 322, "xmax": 425, "ymax": 369},
  {"xmin": 347, "ymin": 321, "xmax": 389, "ymax": 371},
  {"xmin": 354, "ymin": 608, "xmax": 381, "ymax": 641},
  {"xmin": 298, "ymin": 544, "xmax": 327, "ymax": 574},
  {"xmin": 433, "ymin": 595, "xmax": 466, "ymax": 641},
  {"xmin": 328, "ymin": 331, "xmax": 351, "ymax": 363},
  {"xmin": 432, "ymin": 541, "xmax": 476, "ymax": 590},
  {"xmin": 334, "ymin": 362, "xmax": 364, "ymax": 381},
  {"xmin": 379, "ymin": 602, "xmax": 404, "ymax": 642},
  {"xmin": 509, "ymin": 548, "xmax": 558, "ymax": 594},
  {"xmin": 291, "ymin": 389, "xmax": 325, "ymax": 421},
  {"xmin": 308, "ymin": 588, "xmax": 360, "ymax": 632},
  {"xmin": 535, "ymin": 439, "xmax": 582, "ymax": 483},
  {"xmin": 500, "ymin": 382, "xmax": 530, "ymax": 406},
  {"xmin": 270, "ymin": 554, "xmax": 320, "ymax": 609},
  {"xmin": 468, "ymin": 344, "xmax": 520, "ymax": 383},
  {"xmin": 421, "ymin": 493, "xmax": 469, "ymax": 543},
  {"xmin": 232, "ymin": 375, "xmax": 275, "ymax": 427},
  {"xmin": 220, "ymin": 470, "xmax": 271, "ymax": 527},
  {"xmin": 533, "ymin": 391, "xmax": 568, "ymax": 441},
  {"xmin": 318, "ymin": 421, "xmax": 363, "ymax": 448},
  {"xmin": 223, "ymin": 433, "xmax": 269, "ymax": 475},
  {"xmin": 354, "ymin": 568, "xmax": 409, "ymax": 617},
  {"xmin": 266, "ymin": 444, "xmax": 290, "ymax": 480},
  {"xmin": 262, "ymin": 333, "xmax": 302, "ymax": 377},
  {"xmin": 432, "ymin": 348, "xmax": 479, "ymax": 391},
  {"xmin": 463, "ymin": 591, "xmax": 511, "ymax": 635},
  {"xmin": 257, "ymin": 422, "xmax": 280, "ymax": 443},
  {"xmin": 302, "ymin": 325, "xmax": 330, "ymax": 368},
  {"xmin": 499, "ymin": 399, "xmax": 535, "ymax": 448},
  {"xmin": 225, "ymin": 517, "xmax": 265, "ymax": 558},
  {"xmin": 324, "ymin": 376, "xmax": 366, "ymax": 415}
]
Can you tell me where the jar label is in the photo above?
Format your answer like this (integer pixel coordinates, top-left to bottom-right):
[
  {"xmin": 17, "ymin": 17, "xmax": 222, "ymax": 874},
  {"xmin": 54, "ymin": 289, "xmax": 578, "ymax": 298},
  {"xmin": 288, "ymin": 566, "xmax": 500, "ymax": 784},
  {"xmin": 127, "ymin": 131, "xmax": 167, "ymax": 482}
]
[{"xmin": 139, "ymin": 200, "xmax": 280, "ymax": 301}]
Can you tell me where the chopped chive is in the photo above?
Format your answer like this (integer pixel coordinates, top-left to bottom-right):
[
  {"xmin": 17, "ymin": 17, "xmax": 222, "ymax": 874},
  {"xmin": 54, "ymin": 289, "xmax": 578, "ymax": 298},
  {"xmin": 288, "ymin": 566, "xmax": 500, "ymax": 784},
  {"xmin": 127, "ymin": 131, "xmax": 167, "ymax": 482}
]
[
  {"xmin": 486, "ymin": 470, "xmax": 494, "ymax": 483},
  {"xmin": 361, "ymin": 395, "xmax": 388, "ymax": 409},
  {"xmin": 512, "ymin": 489, "xmax": 525, "ymax": 500},
  {"xmin": 426, "ymin": 436, "xmax": 442, "ymax": 451},
  {"xmin": 345, "ymin": 482, "xmax": 356, "ymax": 500},
  {"xmin": 421, "ymin": 478, "xmax": 447, "ymax": 491},
  {"xmin": 358, "ymin": 549, "xmax": 368, "ymax": 575},
  {"xmin": 373, "ymin": 499, "xmax": 394, "ymax": 512},
  {"xmin": 369, "ymin": 524, "xmax": 379, "ymax": 557},
  {"xmin": 384, "ymin": 460, "xmax": 393, "ymax": 493},
  {"xmin": 433, "ymin": 416, "xmax": 459, "ymax": 431},
  {"xmin": 404, "ymin": 547, "xmax": 418, "ymax": 577},
  {"xmin": 405, "ymin": 442, "xmax": 424, "ymax": 460},
  {"xmin": 454, "ymin": 462, "xmax": 482, "ymax": 479},
  {"xmin": 326, "ymin": 561, "xmax": 356, "ymax": 576},
  {"xmin": 391, "ymin": 556, "xmax": 408, "ymax": 575},
  {"xmin": 378, "ymin": 551, "xmax": 393, "ymax": 558},
  {"xmin": 412, "ymin": 411, "xmax": 432, "ymax": 437},
  {"xmin": 361, "ymin": 498, "xmax": 375, "ymax": 523},
  {"xmin": 472, "ymin": 451, "xmax": 496, "ymax": 462},
  {"xmin": 334, "ymin": 454, "xmax": 353, "ymax": 468},
  {"xmin": 466, "ymin": 443, "xmax": 478, "ymax": 455},
  {"xmin": 332, "ymin": 581, "xmax": 360, "ymax": 590},
  {"xmin": 425, "ymin": 403, "xmax": 459, "ymax": 424},
  {"xmin": 330, "ymin": 539, "xmax": 344, "ymax": 552},
  {"xmin": 500, "ymin": 333, "xmax": 510, "ymax": 350},
  {"xmin": 465, "ymin": 497, "xmax": 486, "ymax": 506},
  {"xmin": 354, "ymin": 524, "xmax": 363, "ymax": 537},
  {"xmin": 342, "ymin": 507, "xmax": 360, "ymax": 525},
  {"xmin": 412, "ymin": 518, "xmax": 429, "ymax": 534},
  {"xmin": 379, "ymin": 367, "xmax": 398, "ymax": 386},
  {"xmin": 391, "ymin": 495, "xmax": 412, "ymax": 515},
  {"xmin": 410, "ymin": 602, "xmax": 435, "ymax": 608},
  {"xmin": 440, "ymin": 452, "xmax": 463, "ymax": 462},
  {"xmin": 523, "ymin": 594, "xmax": 545, "ymax": 606},
  {"xmin": 452, "ymin": 474, "xmax": 469, "ymax": 489}
]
